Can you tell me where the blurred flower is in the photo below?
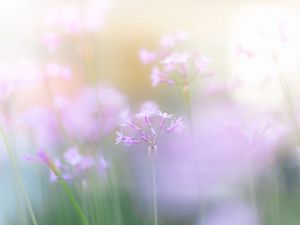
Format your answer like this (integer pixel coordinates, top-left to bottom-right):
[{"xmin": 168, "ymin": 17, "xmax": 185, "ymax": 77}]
[
  {"xmin": 45, "ymin": 62, "xmax": 72, "ymax": 79},
  {"xmin": 24, "ymin": 146, "xmax": 108, "ymax": 183},
  {"xmin": 139, "ymin": 31, "xmax": 212, "ymax": 88},
  {"xmin": 23, "ymin": 150, "xmax": 66, "ymax": 182},
  {"xmin": 192, "ymin": 102, "xmax": 287, "ymax": 195},
  {"xmin": 17, "ymin": 106, "xmax": 61, "ymax": 149},
  {"xmin": 64, "ymin": 146, "xmax": 95, "ymax": 170},
  {"xmin": 135, "ymin": 101, "xmax": 287, "ymax": 208},
  {"xmin": 139, "ymin": 48, "xmax": 157, "ymax": 65},
  {"xmin": 57, "ymin": 85, "xmax": 127, "ymax": 142},
  {"xmin": 42, "ymin": 0, "xmax": 112, "ymax": 34},
  {"xmin": 98, "ymin": 155, "xmax": 110, "ymax": 176},
  {"xmin": 159, "ymin": 31, "xmax": 189, "ymax": 48},
  {"xmin": 23, "ymin": 150, "xmax": 51, "ymax": 165},
  {"xmin": 41, "ymin": 32, "xmax": 62, "ymax": 52}
]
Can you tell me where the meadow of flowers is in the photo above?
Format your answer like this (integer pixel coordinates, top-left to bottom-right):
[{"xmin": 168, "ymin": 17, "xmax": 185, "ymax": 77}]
[{"xmin": 2, "ymin": 1, "xmax": 300, "ymax": 225}]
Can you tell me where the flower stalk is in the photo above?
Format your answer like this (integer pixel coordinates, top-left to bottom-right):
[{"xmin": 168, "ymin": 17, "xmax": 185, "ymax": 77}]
[{"xmin": 0, "ymin": 127, "xmax": 38, "ymax": 225}]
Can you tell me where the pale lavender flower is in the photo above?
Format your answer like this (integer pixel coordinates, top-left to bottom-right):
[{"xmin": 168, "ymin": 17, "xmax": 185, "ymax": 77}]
[
  {"xmin": 41, "ymin": 32, "xmax": 62, "ymax": 52},
  {"xmin": 64, "ymin": 146, "xmax": 95, "ymax": 170},
  {"xmin": 43, "ymin": 0, "xmax": 112, "ymax": 34},
  {"xmin": 23, "ymin": 150, "xmax": 51, "ymax": 165},
  {"xmin": 165, "ymin": 117, "xmax": 184, "ymax": 133},
  {"xmin": 17, "ymin": 106, "xmax": 60, "ymax": 149},
  {"xmin": 57, "ymin": 85, "xmax": 127, "ymax": 142},
  {"xmin": 159, "ymin": 31, "xmax": 188, "ymax": 48},
  {"xmin": 139, "ymin": 48, "xmax": 157, "ymax": 65},
  {"xmin": 23, "ymin": 150, "xmax": 65, "ymax": 182},
  {"xmin": 25, "ymin": 146, "xmax": 104, "ymax": 183},
  {"xmin": 140, "ymin": 31, "xmax": 212, "ymax": 88},
  {"xmin": 98, "ymin": 155, "xmax": 110, "ymax": 176},
  {"xmin": 150, "ymin": 67, "xmax": 174, "ymax": 87},
  {"xmin": 64, "ymin": 146, "xmax": 82, "ymax": 166},
  {"xmin": 79, "ymin": 156, "xmax": 95, "ymax": 170},
  {"xmin": 116, "ymin": 103, "xmax": 184, "ymax": 155},
  {"xmin": 45, "ymin": 62, "xmax": 72, "ymax": 79}
]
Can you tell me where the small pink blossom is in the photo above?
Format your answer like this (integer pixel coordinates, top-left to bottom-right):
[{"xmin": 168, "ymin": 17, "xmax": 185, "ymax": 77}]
[
  {"xmin": 150, "ymin": 67, "xmax": 174, "ymax": 87},
  {"xmin": 140, "ymin": 31, "xmax": 212, "ymax": 88},
  {"xmin": 42, "ymin": 32, "xmax": 62, "ymax": 52},
  {"xmin": 139, "ymin": 48, "xmax": 157, "ymax": 65},
  {"xmin": 64, "ymin": 146, "xmax": 95, "ymax": 170},
  {"xmin": 45, "ymin": 62, "xmax": 72, "ymax": 79},
  {"xmin": 23, "ymin": 150, "xmax": 50, "ymax": 165},
  {"xmin": 64, "ymin": 147, "xmax": 82, "ymax": 166},
  {"xmin": 160, "ymin": 35, "xmax": 176, "ymax": 48},
  {"xmin": 58, "ymin": 85, "xmax": 127, "ymax": 142},
  {"xmin": 165, "ymin": 117, "xmax": 184, "ymax": 133}
]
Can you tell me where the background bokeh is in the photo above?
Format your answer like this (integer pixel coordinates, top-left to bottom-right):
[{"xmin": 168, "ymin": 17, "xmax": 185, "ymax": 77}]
[{"xmin": 2, "ymin": 1, "xmax": 300, "ymax": 225}]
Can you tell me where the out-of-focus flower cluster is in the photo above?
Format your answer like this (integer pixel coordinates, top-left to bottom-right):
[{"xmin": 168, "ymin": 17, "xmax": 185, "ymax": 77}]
[
  {"xmin": 24, "ymin": 146, "xmax": 109, "ymax": 183},
  {"xmin": 139, "ymin": 31, "xmax": 212, "ymax": 88},
  {"xmin": 0, "ymin": 60, "xmax": 72, "ymax": 99},
  {"xmin": 42, "ymin": 0, "xmax": 113, "ymax": 52}
]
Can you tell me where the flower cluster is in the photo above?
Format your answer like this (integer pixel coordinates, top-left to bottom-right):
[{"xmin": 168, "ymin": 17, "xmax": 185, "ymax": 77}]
[
  {"xmin": 0, "ymin": 60, "xmax": 72, "ymax": 99},
  {"xmin": 139, "ymin": 31, "xmax": 212, "ymax": 88},
  {"xmin": 42, "ymin": 0, "xmax": 113, "ymax": 52},
  {"xmin": 115, "ymin": 103, "xmax": 184, "ymax": 156},
  {"xmin": 56, "ymin": 85, "xmax": 127, "ymax": 143},
  {"xmin": 24, "ymin": 146, "xmax": 109, "ymax": 183}
]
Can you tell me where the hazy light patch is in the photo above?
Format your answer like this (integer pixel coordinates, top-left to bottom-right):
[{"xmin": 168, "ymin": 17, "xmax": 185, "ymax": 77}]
[{"xmin": 228, "ymin": 5, "xmax": 300, "ymax": 109}]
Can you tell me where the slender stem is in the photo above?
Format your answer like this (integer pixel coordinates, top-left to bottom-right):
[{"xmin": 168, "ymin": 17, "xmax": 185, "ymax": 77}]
[
  {"xmin": 58, "ymin": 178, "xmax": 90, "ymax": 225},
  {"xmin": 278, "ymin": 73, "xmax": 300, "ymax": 146},
  {"xmin": 0, "ymin": 127, "xmax": 38, "ymax": 225},
  {"xmin": 79, "ymin": 35, "xmax": 95, "ymax": 84},
  {"xmin": 151, "ymin": 156, "xmax": 158, "ymax": 225},
  {"xmin": 183, "ymin": 86, "xmax": 194, "ymax": 139},
  {"xmin": 275, "ymin": 57, "xmax": 300, "ymax": 147},
  {"xmin": 249, "ymin": 162, "xmax": 257, "ymax": 208},
  {"xmin": 107, "ymin": 167, "xmax": 124, "ymax": 225}
]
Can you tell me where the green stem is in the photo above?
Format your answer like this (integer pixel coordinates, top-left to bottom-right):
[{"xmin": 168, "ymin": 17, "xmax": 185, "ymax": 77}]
[
  {"xmin": 274, "ymin": 57, "xmax": 300, "ymax": 147},
  {"xmin": 58, "ymin": 178, "xmax": 90, "ymax": 225},
  {"xmin": 277, "ymin": 72, "xmax": 300, "ymax": 146},
  {"xmin": 0, "ymin": 128, "xmax": 38, "ymax": 225},
  {"xmin": 151, "ymin": 157, "xmax": 158, "ymax": 225}
]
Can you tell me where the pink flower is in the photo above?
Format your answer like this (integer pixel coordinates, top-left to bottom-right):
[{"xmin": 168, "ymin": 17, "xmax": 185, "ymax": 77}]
[
  {"xmin": 194, "ymin": 55, "xmax": 211, "ymax": 74},
  {"xmin": 175, "ymin": 30, "xmax": 189, "ymax": 42},
  {"xmin": 42, "ymin": 32, "xmax": 62, "ymax": 52},
  {"xmin": 64, "ymin": 147, "xmax": 82, "ymax": 166},
  {"xmin": 23, "ymin": 150, "xmax": 50, "ymax": 165},
  {"xmin": 140, "ymin": 31, "xmax": 212, "ymax": 88},
  {"xmin": 18, "ymin": 106, "xmax": 60, "ymax": 149},
  {"xmin": 165, "ymin": 117, "xmax": 184, "ymax": 133},
  {"xmin": 23, "ymin": 150, "xmax": 66, "ymax": 182},
  {"xmin": 139, "ymin": 48, "xmax": 157, "ymax": 65},
  {"xmin": 45, "ymin": 62, "xmax": 72, "ymax": 79},
  {"xmin": 159, "ymin": 31, "xmax": 189, "ymax": 48},
  {"xmin": 43, "ymin": 1, "xmax": 112, "ymax": 34},
  {"xmin": 98, "ymin": 155, "xmax": 110, "ymax": 176},
  {"xmin": 160, "ymin": 35, "xmax": 176, "ymax": 48},
  {"xmin": 58, "ymin": 85, "xmax": 127, "ymax": 142},
  {"xmin": 150, "ymin": 67, "xmax": 174, "ymax": 87},
  {"xmin": 64, "ymin": 146, "xmax": 94, "ymax": 170}
]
